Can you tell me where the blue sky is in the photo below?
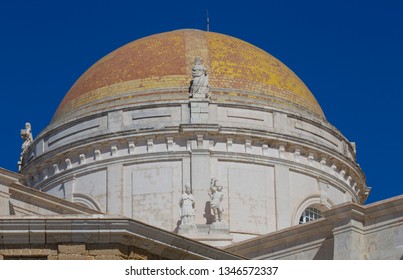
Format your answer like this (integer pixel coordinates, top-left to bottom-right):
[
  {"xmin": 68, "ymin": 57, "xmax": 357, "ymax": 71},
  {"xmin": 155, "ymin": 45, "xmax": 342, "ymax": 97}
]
[{"xmin": 0, "ymin": 0, "xmax": 402, "ymax": 204}]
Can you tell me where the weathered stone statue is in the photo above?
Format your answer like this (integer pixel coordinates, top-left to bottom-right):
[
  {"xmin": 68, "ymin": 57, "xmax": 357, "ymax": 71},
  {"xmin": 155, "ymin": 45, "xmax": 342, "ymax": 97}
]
[
  {"xmin": 18, "ymin": 122, "xmax": 33, "ymax": 172},
  {"xmin": 209, "ymin": 178, "xmax": 224, "ymax": 223},
  {"xmin": 21, "ymin": 123, "xmax": 33, "ymax": 150},
  {"xmin": 189, "ymin": 57, "xmax": 209, "ymax": 99},
  {"xmin": 179, "ymin": 184, "xmax": 195, "ymax": 226}
]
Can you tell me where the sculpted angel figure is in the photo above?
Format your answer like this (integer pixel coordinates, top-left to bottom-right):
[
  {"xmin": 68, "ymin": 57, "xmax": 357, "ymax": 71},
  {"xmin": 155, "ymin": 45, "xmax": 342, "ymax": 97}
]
[
  {"xmin": 189, "ymin": 57, "xmax": 209, "ymax": 99},
  {"xmin": 179, "ymin": 184, "xmax": 196, "ymax": 225}
]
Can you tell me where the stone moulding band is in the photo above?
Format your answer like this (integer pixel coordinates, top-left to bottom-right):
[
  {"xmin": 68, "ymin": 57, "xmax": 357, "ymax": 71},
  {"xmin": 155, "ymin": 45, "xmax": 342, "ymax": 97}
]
[{"xmin": 26, "ymin": 135, "xmax": 365, "ymax": 203}]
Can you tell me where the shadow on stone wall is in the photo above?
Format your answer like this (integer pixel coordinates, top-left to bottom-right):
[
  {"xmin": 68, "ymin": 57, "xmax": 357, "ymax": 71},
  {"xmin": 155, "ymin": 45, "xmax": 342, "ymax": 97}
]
[
  {"xmin": 203, "ymin": 201, "xmax": 213, "ymax": 224},
  {"xmin": 173, "ymin": 219, "xmax": 181, "ymax": 233},
  {"xmin": 313, "ymin": 237, "xmax": 334, "ymax": 260}
]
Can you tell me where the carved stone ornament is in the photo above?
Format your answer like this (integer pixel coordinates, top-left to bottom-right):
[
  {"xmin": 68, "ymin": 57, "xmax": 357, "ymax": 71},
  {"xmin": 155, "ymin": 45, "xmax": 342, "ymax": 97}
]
[
  {"xmin": 179, "ymin": 184, "xmax": 196, "ymax": 226},
  {"xmin": 18, "ymin": 122, "xmax": 33, "ymax": 172},
  {"xmin": 209, "ymin": 178, "xmax": 224, "ymax": 223},
  {"xmin": 189, "ymin": 57, "xmax": 210, "ymax": 99}
]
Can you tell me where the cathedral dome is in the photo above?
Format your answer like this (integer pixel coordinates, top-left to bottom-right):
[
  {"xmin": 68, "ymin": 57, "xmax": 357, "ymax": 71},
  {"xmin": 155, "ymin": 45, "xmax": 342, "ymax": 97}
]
[
  {"xmin": 52, "ymin": 29, "xmax": 325, "ymax": 124},
  {"xmin": 21, "ymin": 29, "xmax": 368, "ymax": 246}
]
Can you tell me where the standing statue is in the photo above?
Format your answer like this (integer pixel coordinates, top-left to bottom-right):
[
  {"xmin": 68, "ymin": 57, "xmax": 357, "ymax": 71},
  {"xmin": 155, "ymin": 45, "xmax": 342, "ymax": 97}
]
[
  {"xmin": 21, "ymin": 123, "xmax": 33, "ymax": 150},
  {"xmin": 189, "ymin": 57, "xmax": 209, "ymax": 99},
  {"xmin": 18, "ymin": 122, "xmax": 33, "ymax": 172},
  {"xmin": 209, "ymin": 178, "xmax": 224, "ymax": 223},
  {"xmin": 179, "ymin": 184, "xmax": 196, "ymax": 226}
]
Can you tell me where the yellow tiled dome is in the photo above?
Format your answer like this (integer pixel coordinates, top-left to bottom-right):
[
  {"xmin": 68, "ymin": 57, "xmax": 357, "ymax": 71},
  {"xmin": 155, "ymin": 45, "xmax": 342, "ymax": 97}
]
[{"xmin": 52, "ymin": 29, "xmax": 324, "ymax": 123}]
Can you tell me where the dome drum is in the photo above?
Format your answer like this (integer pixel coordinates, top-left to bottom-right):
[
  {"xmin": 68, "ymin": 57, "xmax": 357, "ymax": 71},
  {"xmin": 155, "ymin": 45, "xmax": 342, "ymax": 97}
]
[{"xmin": 20, "ymin": 98, "xmax": 368, "ymax": 244}]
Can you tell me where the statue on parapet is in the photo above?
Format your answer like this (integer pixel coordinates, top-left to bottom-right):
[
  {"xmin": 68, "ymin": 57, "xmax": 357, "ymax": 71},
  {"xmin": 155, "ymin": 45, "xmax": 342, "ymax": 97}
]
[
  {"xmin": 189, "ymin": 57, "xmax": 210, "ymax": 99},
  {"xmin": 179, "ymin": 184, "xmax": 196, "ymax": 226},
  {"xmin": 18, "ymin": 122, "xmax": 33, "ymax": 172},
  {"xmin": 209, "ymin": 178, "xmax": 224, "ymax": 223}
]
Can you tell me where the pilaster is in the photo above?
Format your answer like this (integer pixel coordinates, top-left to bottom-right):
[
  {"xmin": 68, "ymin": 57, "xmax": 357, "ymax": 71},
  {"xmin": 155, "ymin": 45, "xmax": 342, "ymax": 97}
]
[
  {"xmin": 190, "ymin": 99, "xmax": 209, "ymax": 124},
  {"xmin": 325, "ymin": 204, "xmax": 366, "ymax": 259},
  {"xmin": 333, "ymin": 220, "xmax": 366, "ymax": 259},
  {"xmin": 274, "ymin": 165, "xmax": 292, "ymax": 230},
  {"xmin": 273, "ymin": 111, "xmax": 288, "ymax": 134},
  {"xmin": 108, "ymin": 110, "xmax": 123, "ymax": 133},
  {"xmin": 191, "ymin": 149, "xmax": 211, "ymax": 225},
  {"xmin": 107, "ymin": 164, "xmax": 123, "ymax": 215},
  {"xmin": 62, "ymin": 176, "xmax": 75, "ymax": 201}
]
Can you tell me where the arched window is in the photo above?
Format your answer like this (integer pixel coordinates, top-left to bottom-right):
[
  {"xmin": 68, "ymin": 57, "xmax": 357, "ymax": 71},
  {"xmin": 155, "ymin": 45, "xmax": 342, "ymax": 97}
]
[{"xmin": 299, "ymin": 207, "xmax": 322, "ymax": 224}]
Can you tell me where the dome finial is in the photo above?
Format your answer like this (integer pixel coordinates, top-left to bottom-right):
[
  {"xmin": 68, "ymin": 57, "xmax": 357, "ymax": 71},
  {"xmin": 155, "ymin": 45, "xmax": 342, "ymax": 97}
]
[{"xmin": 207, "ymin": 9, "xmax": 210, "ymax": 32}]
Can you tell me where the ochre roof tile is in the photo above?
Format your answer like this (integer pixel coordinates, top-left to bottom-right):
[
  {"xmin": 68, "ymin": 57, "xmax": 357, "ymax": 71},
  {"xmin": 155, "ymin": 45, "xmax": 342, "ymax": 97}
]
[{"xmin": 52, "ymin": 29, "xmax": 324, "ymax": 123}]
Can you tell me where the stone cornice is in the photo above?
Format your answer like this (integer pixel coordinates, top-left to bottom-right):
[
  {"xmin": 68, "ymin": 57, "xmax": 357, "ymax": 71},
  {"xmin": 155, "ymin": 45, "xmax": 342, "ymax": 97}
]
[
  {"xmin": 31, "ymin": 123, "xmax": 360, "ymax": 177},
  {"xmin": 22, "ymin": 130, "xmax": 365, "ymax": 203},
  {"xmin": 223, "ymin": 217, "xmax": 333, "ymax": 259},
  {"xmin": 0, "ymin": 168, "xmax": 21, "ymax": 185},
  {"xmin": 26, "ymin": 123, "xmax": 363, "ymax": 172},
  {"xmin": 362, "ymin": 195, "xmax": 403, "ymax": 227},
  {"xmin": 0, "ymin": 215, "xmax": 244, "ymax": 260}
]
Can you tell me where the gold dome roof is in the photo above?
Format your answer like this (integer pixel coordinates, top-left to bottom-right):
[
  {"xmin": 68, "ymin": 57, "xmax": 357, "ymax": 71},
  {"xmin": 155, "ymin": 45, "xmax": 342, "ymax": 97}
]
[{"xmin": 52, "ymin": 29, "xmax": 325, "ymax": 123}]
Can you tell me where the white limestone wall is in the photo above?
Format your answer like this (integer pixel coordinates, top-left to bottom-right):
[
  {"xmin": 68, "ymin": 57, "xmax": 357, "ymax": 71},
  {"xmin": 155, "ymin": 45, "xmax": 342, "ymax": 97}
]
[
  {"xmin": 123, "ymin": 160, "xmax": 183, "ymax": 230},
  {"xmin": 218, "ymin": 161, "xmax": 275, "ymax": 234},
  {"xmin": 365, "ymin": 226, "xmax": 403, "ymax": 260},
  {"xmin": 20, "ymin": 150, "xmax": 357, "ymax": 236}
]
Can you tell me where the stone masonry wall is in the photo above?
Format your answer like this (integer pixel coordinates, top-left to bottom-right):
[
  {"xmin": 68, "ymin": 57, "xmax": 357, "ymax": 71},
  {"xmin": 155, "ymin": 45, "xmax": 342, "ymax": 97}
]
[{"xmin": 0, "ymin": 243, "xmax": 162, "ymax": 260}]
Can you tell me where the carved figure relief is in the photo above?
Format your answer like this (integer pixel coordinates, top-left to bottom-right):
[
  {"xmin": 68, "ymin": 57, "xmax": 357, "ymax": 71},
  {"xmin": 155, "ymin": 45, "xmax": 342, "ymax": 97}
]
[{"xmin": 189, "ymin": 57, "xmax": 209, "ymax": 99}]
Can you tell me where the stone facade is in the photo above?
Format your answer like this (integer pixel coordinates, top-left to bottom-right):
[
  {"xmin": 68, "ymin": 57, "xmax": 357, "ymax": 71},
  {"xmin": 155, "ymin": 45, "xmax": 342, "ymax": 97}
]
[{"xmin": 0, "ymin": 170, "xmax": 401, "ymax": 260}]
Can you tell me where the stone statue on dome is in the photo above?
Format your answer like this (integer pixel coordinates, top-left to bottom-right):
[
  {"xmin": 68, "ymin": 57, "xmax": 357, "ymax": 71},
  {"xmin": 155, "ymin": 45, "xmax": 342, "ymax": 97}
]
[
  {"xmin": 209, "ymin": 178, "xmax": 224, "ymax": 223},
  {"xmin": 189, "ymin": 57, "xmax": 210, "ymax": 99},
  {"xmin": 18, "ymin": 122, "xmax": 33, "ymax": 172},
  {"xmin": 179, "ymin": 184, "xmax": 196, "ymax": 226}
]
